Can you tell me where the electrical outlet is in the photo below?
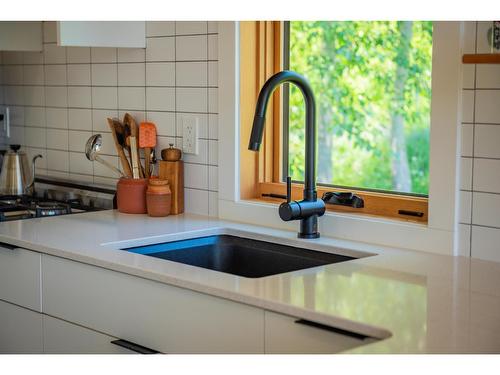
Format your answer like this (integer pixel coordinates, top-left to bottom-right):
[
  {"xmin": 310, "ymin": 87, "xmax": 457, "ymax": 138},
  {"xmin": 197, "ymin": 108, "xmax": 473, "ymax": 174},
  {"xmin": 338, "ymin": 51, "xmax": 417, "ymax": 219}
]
[{"xmin": 182, "ymin": 116, "xmax": 199, "ymax": 155}]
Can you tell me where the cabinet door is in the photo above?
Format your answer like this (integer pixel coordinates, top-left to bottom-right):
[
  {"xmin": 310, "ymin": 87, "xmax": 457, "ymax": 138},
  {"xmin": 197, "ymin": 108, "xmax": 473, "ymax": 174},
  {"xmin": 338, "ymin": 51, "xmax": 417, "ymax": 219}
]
[
  {"xmin": 264, "ymin": 311, "xmax": 377, "ymax": 354},
  {"xmin": 0, "ymin": 21, "xmax": 42, "ymax": 51},
  {"xmin": 43, "ymin": 315, "xmax": 139, "ymax": 354},
  {"xmin": 0, "ymin": 300, "xmax": 43, "ymax": 353},
  {"xmin": 42, "ymin": 254, "xmax": 264, "ymax": 353},
  {"xmin": 57, "ymin": 21, "xmax": 145, "ymax": 48},
  {"xmin": 0, "ymin": 243, "xmax": 41, "ymax": 311}
]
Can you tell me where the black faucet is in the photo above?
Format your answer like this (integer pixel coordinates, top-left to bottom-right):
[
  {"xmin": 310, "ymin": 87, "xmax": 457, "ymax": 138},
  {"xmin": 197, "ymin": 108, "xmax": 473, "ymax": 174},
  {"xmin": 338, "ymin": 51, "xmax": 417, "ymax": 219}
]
[{"xmin": 248, "ymin": 70, "xmax": 326, "ymax": 239}]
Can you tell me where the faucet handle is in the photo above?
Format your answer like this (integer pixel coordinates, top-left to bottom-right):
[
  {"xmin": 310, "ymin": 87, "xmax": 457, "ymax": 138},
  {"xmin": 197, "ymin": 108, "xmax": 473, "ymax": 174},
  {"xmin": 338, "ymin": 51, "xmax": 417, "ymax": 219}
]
[{"xmin": 286, "ymin": 176, "xmax": 292, "ymax": 203}]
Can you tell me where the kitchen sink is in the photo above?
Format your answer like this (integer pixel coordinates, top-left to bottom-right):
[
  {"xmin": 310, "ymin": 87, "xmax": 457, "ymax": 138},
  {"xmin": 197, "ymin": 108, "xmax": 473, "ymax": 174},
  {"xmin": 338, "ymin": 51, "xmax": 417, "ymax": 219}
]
[{"xmin": 122, "ymin": 235, "xmax": 357, "ymax": 278}]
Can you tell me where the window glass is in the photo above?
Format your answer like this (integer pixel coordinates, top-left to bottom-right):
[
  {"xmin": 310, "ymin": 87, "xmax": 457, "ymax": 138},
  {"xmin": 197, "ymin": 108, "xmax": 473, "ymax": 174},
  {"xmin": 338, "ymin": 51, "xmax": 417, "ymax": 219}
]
[{"xmin": 286, "ymin": 21, "xmax": 433, "ymax": 195}]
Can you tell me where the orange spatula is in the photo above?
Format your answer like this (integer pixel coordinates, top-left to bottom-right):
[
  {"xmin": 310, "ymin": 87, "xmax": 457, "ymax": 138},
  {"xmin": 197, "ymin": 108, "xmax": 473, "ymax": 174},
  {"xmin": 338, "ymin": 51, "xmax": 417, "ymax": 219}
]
[{"xmin": 139, "ymin": 122, "xmax": 157, "ymax": 178}]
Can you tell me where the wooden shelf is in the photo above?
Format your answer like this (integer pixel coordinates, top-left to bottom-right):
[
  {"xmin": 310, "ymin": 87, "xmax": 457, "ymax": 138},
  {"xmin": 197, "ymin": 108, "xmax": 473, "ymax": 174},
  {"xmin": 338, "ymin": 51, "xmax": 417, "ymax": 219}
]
[{"xmin": 462, "ymin": 54, "xmax": 500, "ymax": 64}]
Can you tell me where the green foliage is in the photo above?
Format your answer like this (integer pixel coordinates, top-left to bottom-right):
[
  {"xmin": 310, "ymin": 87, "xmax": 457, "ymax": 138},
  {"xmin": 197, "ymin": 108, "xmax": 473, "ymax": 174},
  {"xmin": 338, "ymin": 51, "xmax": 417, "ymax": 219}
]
[{"xmin": 288, "ymin": 21, "xmax": 432, "ymax": 194}]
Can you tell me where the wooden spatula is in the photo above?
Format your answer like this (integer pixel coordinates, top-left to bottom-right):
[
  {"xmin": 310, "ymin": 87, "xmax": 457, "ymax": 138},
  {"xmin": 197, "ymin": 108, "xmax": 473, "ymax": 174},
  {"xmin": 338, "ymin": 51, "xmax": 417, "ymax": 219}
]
[
  {"xmin": 123, "ymin": 113, "xmax": 144, "ymax": 178},
  {"xmin": 139, "ymin": 122, "xmax": 157, "ymax": 178},
  {"xmin": 107, "ymin": 118, "xmax": 132, "ymax": 178}
]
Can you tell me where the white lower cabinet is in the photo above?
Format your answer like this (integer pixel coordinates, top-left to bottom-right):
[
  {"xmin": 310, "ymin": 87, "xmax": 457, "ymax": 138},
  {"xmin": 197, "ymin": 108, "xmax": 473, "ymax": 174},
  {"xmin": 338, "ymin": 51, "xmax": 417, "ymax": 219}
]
[
  {"xmin": 0, "ymin": 300, "xmax": 43, "ymax": 354},
  {"xmin": 43, "ymin": 315, "xmax": 135, "ymax": 354},
  {"xmin": 41, "ymin": 254, "xmax": 265, "ymax": 354},
  {"xmin": 264, "ymin": 311, "xmax": 376, "ymax": 354}
]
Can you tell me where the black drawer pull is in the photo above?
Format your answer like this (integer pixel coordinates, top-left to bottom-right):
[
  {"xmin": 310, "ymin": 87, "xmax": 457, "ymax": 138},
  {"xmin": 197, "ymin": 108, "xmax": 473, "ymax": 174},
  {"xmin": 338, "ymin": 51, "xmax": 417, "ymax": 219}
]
[
  {"xmin": 110, "ymin": 339, "xmax": 160, "ymax": 354},
  {"xmin": 0, "ymin": 242, "xmax": 18, "ymax": 250},
  {"xmin": 294, "ymin": 319, "xmax": 369, "ymax": 340}
]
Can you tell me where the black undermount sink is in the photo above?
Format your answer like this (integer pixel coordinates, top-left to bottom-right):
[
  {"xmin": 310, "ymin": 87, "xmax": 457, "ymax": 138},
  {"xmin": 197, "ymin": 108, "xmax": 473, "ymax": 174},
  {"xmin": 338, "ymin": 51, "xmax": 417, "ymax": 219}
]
[{"xmin": 122, "ymin": 235, "xmax": 357, "ymax": 278}]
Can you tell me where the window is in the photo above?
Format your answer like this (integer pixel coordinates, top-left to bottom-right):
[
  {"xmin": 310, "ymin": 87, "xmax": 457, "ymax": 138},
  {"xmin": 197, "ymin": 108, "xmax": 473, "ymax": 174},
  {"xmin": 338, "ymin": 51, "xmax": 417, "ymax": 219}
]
[
  {"xmin": 239, "ymin": 21, "xmax": 429, "ymax": 222},
  {"xmin": 284, "ymin": 21, "xmax": 433, "ymax": 196}
]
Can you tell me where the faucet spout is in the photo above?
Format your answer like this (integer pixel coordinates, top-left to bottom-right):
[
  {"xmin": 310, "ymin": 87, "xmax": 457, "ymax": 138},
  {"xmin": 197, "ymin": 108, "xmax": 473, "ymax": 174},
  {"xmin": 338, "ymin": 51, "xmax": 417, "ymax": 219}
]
[{"xmin": 248, "ymin": 70, "xmax": 325, "ymax": 238}]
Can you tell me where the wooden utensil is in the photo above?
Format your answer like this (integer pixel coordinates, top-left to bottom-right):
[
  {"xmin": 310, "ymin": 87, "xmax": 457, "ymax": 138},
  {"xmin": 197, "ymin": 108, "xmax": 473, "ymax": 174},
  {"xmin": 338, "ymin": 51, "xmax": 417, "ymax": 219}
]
[
  {"xmin": 139, "ymin": 122, "xmax": 157, "ymax": 178},
  {"xmin": 123, "ymin": 113, "xmax": 144, "ymax": 178},
  {"xmin": 128, "ymin": 136, "xmax": 140, "ymax": 179},
  {"xmin": 107, "ymin": 117, "xmax": 132, "ymax": 178}
]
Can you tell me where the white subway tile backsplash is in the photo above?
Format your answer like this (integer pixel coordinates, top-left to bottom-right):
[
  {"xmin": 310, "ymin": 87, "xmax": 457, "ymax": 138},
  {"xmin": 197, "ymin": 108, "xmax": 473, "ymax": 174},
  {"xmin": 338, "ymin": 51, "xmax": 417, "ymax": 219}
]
[
  {"xmin": 92, "ymin": 87, "xmax": 118, "ymax": 109},
  {"xmin": 146, "ymin": 62, "xmax": 175, "ymax": 86},
  {"xmin": 118, "ymin": 63, "xmax": 146, "ymax": 86},
  {"xmin": 44, "ymin": 64, "xmax": 67, "ymax": 85},
  {"xmin": 25, "ymin": 127, "xmax": 46, "ymax": 148},
  {"xmin": 146, "ymin": 21, "xmax": 175, "ymax": 37},
  {"xmin": 93, "ymin": 155, "xmax": 119, "ymax": 178},
  {"xmin": 69, "ymin": 152, "xmax": 93, "ymax": 175},
  {"xmin": 91, "ymin": 48, "xmax": 117, "ymax": 63},
  {"xmin": 68, "ymin": 130, "xmax": 92, "ymax": 153},
  {"xmin": 68, "ymin": 108, "xmax": 92, "ymax": 131},
  {"xmin": 67, "ymin": 64, "xmax": 91, "ymax": 86},
  {"xmin": 2, "ymin": 21, "xmax": 219, "ymax": 202},
  {"xmin": 68, "ymin": 86, "xmax": 91, "ymax": 108},
  {"xmin": 146, "ymin": 37, "xmax": 175, "ymax": 62},
  {"xmin": 45, "ymin": 86, "xmax": 68, "ymax": 107},
  {"xmin": 23, "ymin": 65, "xmax": 44, "ymax": 85},
  {"xmin": 462, "ymin": 64, "xmax": 475, "ymax": 89},
  {"xmin": 208, "ymin": 22, "xmax": 218, "ymax": 34},
  {"xmin": 208, "ymin": 88, "xmax": 218, "ymax": 113},
  {"xmin": 475, "ymin": 90, "xmax": 500, "ymax": 123},
  {"xmin": 461, "ymin": 123, "xmax": 473, "ymax": 157},
  {"xmin": 473, "ymin": 158, "xmax": 500, "ymax": 194},
  {"xmin": 184, "ymin": 188, "xmax": 209, "ymax": 215},
  {"xmin": 46, "ymin": 108, "xmax": 68, "ymax": 129},
  {"xmin": 461, "ymin": 90, "xmax": 474, "ymax": 123},
  {"xmin": 47, "ymin": 149, "xmax": 69, "ymax": 172},
  {"xmin": 476, "ymin": 22, "xmax": 492, "ymax": 54},
  {"xmin": 176, "ymin": 62, "xmax": 207, "ymax": 86},
  {"xmin": 43, "ymin": 44, "xmax": 66, "ymax": 64},
  {"xmin": 117, "ymin": 48, "xmax": 145, "ymax": 63},
  {"xmin": 474, "ymin": 125, "xmax": 500, "ymax": 158},
  {"xmin": 476, "ymin": 65, "xmax": 500, "ymax": 89},
  {"xmin": 155, "ymin": 136, "xmax": 176, "ymax": 154},
  {"xmin": 471, "ymin": 225, "xmax": 500, "ymax": 262},
  {"xmin": 176, "ymin": 87, "xmax": 207, "ymax": 112},
  {"xmin": 460, "ymin": 157, "xmax": 473, "ymax": 191},
  {"xmin": 458, "ymin": 224, "xmax": 471, "ymax": 257},
  {"xmin": 67, "ymin": 47, "xmax": 91, "ymax": 64},
  {"xmin": 208, "ymin": 35, "xmax": 218, "ymax": 60},
  {"xmin": 176, "ymin": 35, "xmax": 207, "ymax": 61},
  {"xmin": 459, "ymin": 190, "xmax": 472, "ymax": 224},
  {"xmin": 462, "ymin": 22, "xmax": 477, "ymax": 54},
  {"xmin": 147, "ymin": 111, "xmax": 175, "ymax": 137},
  {"xmin": 25, "ymin": 86, "xmax": 45, "ymax": 106},
  {"xmin": 24, "ymin": 107, "xmax": 46, "ymax": 127},
  {"xmin": 46, "ymin": 128, "xmax": 69, "ymax": 150},
  {"xmin": 175, "ymin": 21, "xmax": 207, "ymax": 35},
  {"xmin": 208, "ymin": 61, "xmax": 217, "ymax": 87},
  {"xmin": 118, "ymin": 87, "xmax": 145, "ymax": 110},
  {"xmin": 91, "ymin": 64, "xmax": 117, "ymax": 86},
  {"xmin": 92, "ymin": 109, "xmax": 118, "ymax": 132},
  {"xmin": 472, "ymin": 192, "xmax": 500, "ymax": 227},
  {"xmin": 146, "ymin": 87, "xmax": 175, "ymax": 111}
]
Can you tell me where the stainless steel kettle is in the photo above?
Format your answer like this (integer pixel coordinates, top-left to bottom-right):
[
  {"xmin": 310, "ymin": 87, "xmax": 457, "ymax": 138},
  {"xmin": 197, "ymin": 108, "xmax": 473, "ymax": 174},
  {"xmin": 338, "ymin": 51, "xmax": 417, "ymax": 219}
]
[{"xmin": 0, "ymin": 145, "xmax": 42, "ymax": 195}]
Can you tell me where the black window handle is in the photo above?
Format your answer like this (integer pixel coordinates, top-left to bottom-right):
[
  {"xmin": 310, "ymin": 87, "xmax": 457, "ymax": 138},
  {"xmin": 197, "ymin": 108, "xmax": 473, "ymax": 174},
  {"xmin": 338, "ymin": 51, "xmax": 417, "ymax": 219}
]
[
  {"xmin": 110, "ymin": 339, "xmax": 160, "ymax": 354},
  {"xmin": 0, "ymin": 241, "xmax": 18, "ymax": 250}
]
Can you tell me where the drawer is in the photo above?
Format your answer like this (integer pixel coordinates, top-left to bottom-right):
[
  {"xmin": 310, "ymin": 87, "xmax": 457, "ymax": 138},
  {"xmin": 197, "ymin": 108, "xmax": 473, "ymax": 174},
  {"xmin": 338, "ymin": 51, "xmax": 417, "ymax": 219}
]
[
  {"xmin": 43, "ymin": 315, "xmax": 143, "ymax": 354},
  {"xmin": 0, "ymin": 300, "xmax": 43, "ymax": 354},
  {"xmin": 42, "ymin": 254, "xmax": 264, "ymax": 353},
  {"xmin": 264, "ymin": 311, "xmax": 376, "ymax": 354},
  {"xmin": 0, "ymin": 243, "xmax": 41, "ymax": 311}
]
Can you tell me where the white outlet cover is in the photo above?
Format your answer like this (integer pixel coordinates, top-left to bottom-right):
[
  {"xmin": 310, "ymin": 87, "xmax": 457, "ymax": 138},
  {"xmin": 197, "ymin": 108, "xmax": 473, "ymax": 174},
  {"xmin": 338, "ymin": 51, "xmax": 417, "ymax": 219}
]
[{"xmin": 182, "ymin": 116, "xmax": 199, "ymax": 155}]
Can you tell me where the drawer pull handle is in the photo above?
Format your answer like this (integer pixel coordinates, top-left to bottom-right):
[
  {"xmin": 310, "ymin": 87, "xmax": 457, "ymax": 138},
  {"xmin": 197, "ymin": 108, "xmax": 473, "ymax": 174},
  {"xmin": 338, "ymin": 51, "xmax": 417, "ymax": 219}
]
[
  {"xmin": 110, "ymin": 339, "xmax": 160, "ymax": 354},
  {"xmin": 0, "ymin": 241, "xmax": 18, "ymax": 250},
  {"xmin": 294, "ymin": 319, "xmax": 369, "ymax": 340}
]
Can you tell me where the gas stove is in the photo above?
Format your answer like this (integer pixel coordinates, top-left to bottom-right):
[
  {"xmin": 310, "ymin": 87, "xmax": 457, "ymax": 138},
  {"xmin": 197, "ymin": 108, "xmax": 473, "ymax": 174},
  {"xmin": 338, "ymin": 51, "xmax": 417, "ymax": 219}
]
[{"xmin": 0, "ymin": 177, "xmax": 116, "ymax": 222}]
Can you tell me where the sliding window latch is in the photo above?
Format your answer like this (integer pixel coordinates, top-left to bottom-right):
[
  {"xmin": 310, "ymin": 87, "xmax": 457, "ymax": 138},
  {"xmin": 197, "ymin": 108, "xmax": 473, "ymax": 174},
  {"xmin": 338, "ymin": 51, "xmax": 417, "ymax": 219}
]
[{"xmin": 321, "ymin": 192, "xmax": 364, "ymax": 208}]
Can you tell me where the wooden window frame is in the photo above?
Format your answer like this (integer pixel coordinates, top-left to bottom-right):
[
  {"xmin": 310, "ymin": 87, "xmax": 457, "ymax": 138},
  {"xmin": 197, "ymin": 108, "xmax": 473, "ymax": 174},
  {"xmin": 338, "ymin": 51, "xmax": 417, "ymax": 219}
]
[{"xmin": 239, "ymin": 21, "xmax": 428, "ymax": 223}]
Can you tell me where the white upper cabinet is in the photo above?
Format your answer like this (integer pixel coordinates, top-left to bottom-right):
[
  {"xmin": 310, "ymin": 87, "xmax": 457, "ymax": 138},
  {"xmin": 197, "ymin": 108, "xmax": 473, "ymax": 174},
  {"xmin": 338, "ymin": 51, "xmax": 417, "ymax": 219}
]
[
  {"xmin": 0, "ymin": 21, "xmax": 42, "ymax": 51},
  {"xmin": 57, "ymin": 21, "xmax": 146, "ymax": 48}
]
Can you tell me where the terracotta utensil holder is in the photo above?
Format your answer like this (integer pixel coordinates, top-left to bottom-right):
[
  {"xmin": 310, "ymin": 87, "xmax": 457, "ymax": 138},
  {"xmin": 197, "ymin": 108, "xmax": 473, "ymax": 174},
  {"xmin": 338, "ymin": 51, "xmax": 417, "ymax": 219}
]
[
  {"xmin": 146, "ymin": 178, "xmax": 171, "ymax": 217},
  {"xmin": 116, "ymin": 177, "xmax": 148, "ymax": 214}
]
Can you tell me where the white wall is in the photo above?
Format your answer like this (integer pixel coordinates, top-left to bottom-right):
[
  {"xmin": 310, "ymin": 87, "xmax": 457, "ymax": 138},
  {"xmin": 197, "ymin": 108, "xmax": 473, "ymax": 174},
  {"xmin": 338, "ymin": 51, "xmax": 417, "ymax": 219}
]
[
  {"xmin": 0, "ymin": 21, "xmax": 219, "ymax": 217},
  {"xmin": 458, "ymin": 22, "xmax": 500, "ymax": 262}
]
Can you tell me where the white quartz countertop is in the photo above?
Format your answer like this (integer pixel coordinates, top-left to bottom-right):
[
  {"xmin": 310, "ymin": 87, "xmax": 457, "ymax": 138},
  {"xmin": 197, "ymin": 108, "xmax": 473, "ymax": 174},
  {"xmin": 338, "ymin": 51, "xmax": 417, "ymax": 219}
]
[{"xmin": 1, "ymin": 210, "xmax": 499, "ymax": 353}]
